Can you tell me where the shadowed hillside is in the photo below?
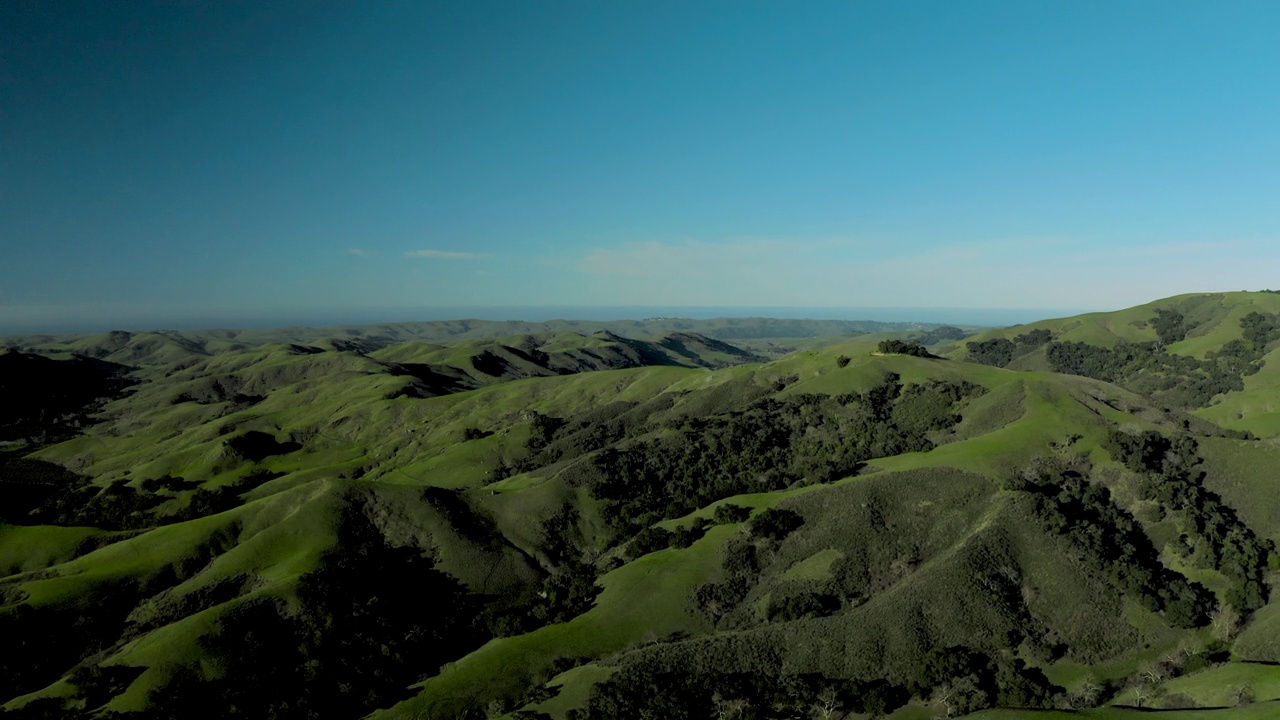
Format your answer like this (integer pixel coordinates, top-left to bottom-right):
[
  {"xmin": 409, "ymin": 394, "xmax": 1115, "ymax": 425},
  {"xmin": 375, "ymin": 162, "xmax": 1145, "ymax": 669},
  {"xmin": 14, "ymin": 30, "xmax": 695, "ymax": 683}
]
[
  {"xmin": 0, "ymin": 351, "xmax": 135, "ymax": 444},
  {"xmin": 2, "ymin": 300, "xmax": 1279, "ymax": 720}
]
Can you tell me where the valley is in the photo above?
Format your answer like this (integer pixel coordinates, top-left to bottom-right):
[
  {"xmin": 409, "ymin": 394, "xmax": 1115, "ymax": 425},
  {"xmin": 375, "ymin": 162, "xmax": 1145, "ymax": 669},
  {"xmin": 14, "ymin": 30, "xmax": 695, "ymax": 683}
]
[{"xmin": 2, "ymin": 297, "xmax": 1280, "ymax": 719}]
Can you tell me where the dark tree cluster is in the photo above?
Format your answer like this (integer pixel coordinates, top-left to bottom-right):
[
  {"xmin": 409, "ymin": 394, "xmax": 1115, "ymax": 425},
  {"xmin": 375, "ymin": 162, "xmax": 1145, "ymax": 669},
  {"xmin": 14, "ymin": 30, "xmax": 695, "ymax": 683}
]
[
  {"xmin": 223, "ymin": 431, "xmax": 301, "ymax": 462},
  {"xmin": 965, "ymin": 329, "xmax": 1053, "ymax": 368},
  {"xmin": 581, "ymin": 663, "xmax": 909, "ymax": 720},
  {"xmin": 1006, "ymin": 464, "xmax": 1214, "ymax": 628},
  {"xmin": 1152, "ymin": 308, "xmax": 1190, "ymax": 346},
  {"xmin": 1039, "ymin": 311, "xmax": 1280, "ymax": 409},
  {"xmin": 694, "ymin": 507, "xmax": 832, "ymax": 626},
  {"xmin": 480, "ymin": 560, "xmax": 603, "ymax": 639},
  {"xmin": 1240, "ymin": 311, "xmax": 1280, "ymax": 349},
  {"xmin": 1046, "ymin": 340, "xmax": 1247, "ymax": 408},
  {"xmin": 579, "ymin": 375, "xmax": 984, "ymax": 534},
  {"xmin": 526, "ymin": 509, "xmax": 603, "ymax": 624},
  {"xmin": 0, "ymin": 454, "xmax": 86, "ymax": 523},
  {"xmin": 765, "ymin": 590, "xmax": 841, "ymax": 623},
  {"xmin": 142, "ymin": 502, "xmax": 489, "ymax": 719},
  {"xmin": 1106, "ymin": 430, "xmax": 1272, "ymax": 611},
  {"xmin": 66, "ymin": 665, "xmax": 147, "ymax": 714},
  {"xmin": 748, "ymin": 508, "xmax": 804, "ymax": 542},
  {"xmin": 902, "ymin": 645, "xmax": 1060, "ymax": 715},
  {"xmin": 482, "ymin": 506, "xmax": 605, "ymax": 638},
  {"xmin": 0, "ymin": 580, "xmax": 145, "ymax": 706},
  {"xmin": 626, "ymin": 522, "xmax": 709, "ymax": 558},
  {"xmin": 530, "ymin": 562, "xmax": 600, "ymax": 625},
  {"xmin": 533, "ymin": 503, "xmax": 584, "ymax": 565},
  {"xmin": 966, "ymin": 338, "xmax": 1016, "ymax": 367},
  {"xmin": 30, "ymin": 477, "xmax": 166, "ymax": 530},
  {"xmin": 495, "ymin": 400, "xmax": 671, "ymax": 480},
  {"xmin": 888, "ymin": 379, "xmax": 982, "ymax": 437},
  {"xmin": 575, "ymin": 643, "xmax": 1059, "ymax": 720},
  {"xmin": 1044, "ymin": 341, "xmax": 1146, "ymax": 383},
  {"xmin": 713, "ymin": 503, "xmax": 752, "ymax": 525},
  {"xmin": 0, "ymin": 352, "xmax": 136, "ymax": 445},
  {"xmin": 12, "ymin": 459, "xmax": 283, "ymax": 532},
  {"xmin": 137, "ymin": 475, "xmax": 201, "ymax": 493},
  {"xmin": 1014, "ymin": 328, "xmax": 1053, "ymax": 347},
  {"xmin": 692, "ymin": 537, "xmax": 764, "ymax": 626},
  {"xmin": 876, "ymin": 339, "xmax": 935, "ymax": 357},
  {"xmin": 524, "ymin": 411, "xmax": 567, "ymax": 453},
  {"xmin": 172, "ymin": 470, "xmax": 284, "ymax": 522},
  {"xmin": 462, "ymin": 426, "xmax": 492, "ymax": 441}
]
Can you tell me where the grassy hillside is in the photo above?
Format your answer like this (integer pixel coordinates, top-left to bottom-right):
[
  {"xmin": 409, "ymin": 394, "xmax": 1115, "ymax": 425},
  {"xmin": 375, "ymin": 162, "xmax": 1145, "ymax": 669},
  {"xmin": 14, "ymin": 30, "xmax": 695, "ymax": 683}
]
[
  {"xmin": 955, "ymin": 293, "xmax": 1280, "ymax": 357},
  {"xmin": 3, "ymin": 299, "xmax": 1279, "ymax": 719},
  {"xmin": 949, "ymin": 291, "xmax": 1280, "ymax": 437},
  {"xmin": 2, "ymin": 317, "xmax": 945, "ymax": 364}
]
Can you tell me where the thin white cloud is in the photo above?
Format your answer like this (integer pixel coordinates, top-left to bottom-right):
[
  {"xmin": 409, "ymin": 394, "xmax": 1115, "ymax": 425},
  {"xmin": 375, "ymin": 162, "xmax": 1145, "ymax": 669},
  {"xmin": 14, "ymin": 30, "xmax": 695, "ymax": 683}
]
[
  {"xmin": 404, "ymin": 249, "xmax": 489, "ymax": 260},
  {"xmin": 348, "ymin": 247, "xmax": 375, "ymax": 257}
]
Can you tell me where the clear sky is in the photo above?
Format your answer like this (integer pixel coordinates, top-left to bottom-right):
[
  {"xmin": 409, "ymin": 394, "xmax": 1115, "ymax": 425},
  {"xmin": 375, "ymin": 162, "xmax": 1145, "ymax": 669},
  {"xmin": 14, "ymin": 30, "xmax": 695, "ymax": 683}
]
[{"xmin": 4, "ymin": 1, "xmax": 1280, "ymax": 330}]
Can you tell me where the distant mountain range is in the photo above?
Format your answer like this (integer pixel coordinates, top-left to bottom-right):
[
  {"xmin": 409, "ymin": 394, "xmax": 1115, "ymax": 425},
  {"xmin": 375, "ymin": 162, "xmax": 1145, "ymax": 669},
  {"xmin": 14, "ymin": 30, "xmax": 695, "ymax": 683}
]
[{"xmin": 2, "ymin": 315, "xmax": 947, "ymax": 356}]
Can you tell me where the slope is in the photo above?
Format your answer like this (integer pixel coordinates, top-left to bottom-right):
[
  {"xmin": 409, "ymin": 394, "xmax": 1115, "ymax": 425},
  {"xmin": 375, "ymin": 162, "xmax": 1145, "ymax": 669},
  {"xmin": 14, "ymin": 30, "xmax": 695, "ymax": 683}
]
[{"xmin": 3, "ymin": 305, "xmax": 1279, "ymax": 720}]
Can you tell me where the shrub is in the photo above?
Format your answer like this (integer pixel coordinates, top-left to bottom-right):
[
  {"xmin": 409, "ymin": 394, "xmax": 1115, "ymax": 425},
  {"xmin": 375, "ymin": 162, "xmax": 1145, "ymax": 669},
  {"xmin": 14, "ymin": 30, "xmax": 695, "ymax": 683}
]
[
  {"xmin": 750, "ymin": 508, "xmax": 804, "ymax": 542},
  {"xmin": 713, "ymin": 503, "xmax": 752, "ymax": 524},
  {"xmin": 463, "ymin": 427, "xmax": 491, "ymax": 441}
]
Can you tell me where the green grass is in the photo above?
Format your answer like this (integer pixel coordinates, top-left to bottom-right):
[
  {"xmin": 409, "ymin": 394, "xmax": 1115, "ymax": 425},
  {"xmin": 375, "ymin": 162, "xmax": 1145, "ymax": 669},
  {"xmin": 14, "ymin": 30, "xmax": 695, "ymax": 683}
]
[
  {"xmin": 528, "ymin": 664, "xmax": 615, "ymax": 718},
  {"xmin": 105, "ymin": 593, "xmax": 260, "ymax": 710},
  {"xmin": 377, "ymin": 429, "xmax": 516, "ymax": 489},
  {"xmin": 1196, "ymin": 346, "xmax": 1280, "ymax": 438},
  {"xmin": 957, "ymin": 292, "xmax": 1280, "ymax": 362},
  {"xmin": 946, "ymin": 292, "xmax": 1280, "ymax": 439},
  {"xmin": 868, "ymin": 374, "xmax": 1155, "ymax": 478},
  {"xmin": 780, "ymin": 548, "xmax": 843, "ymax": 582},
  {"xmin": 1195, "ymin": 437, "xmax": 1280, "ymax": 545},
  {"xmin": 950, "ymin": 379, "xmax": 1028, "ymax": 440},
  {"xmin": 1234, "ymin": 601, "xmax": 1280, "ymax": 664},
  {"xmin": 374, "ymin": 525, "xmax": 732, "ymax": 719},
  {"xmin": 972, "ymin": 702, "xmax": 1280, "ymax": 719},
  {"xmin": 0, "ymin": 523, "xmax": 105, "ymax": 577},
  {"xmin": 14, "ymin": 478, "xmax": 343, "ymax": 608},
  {"xmin": 1142, "ymin": 662, "xmax": 1280, "ymax": 708},
  {"xmin": 13, "ymin": 299, "xmax": 1280, "ymax": 716},
  {"xmin": 775, "ymin": 339, "xmax": 1016, "ymax": 398}
]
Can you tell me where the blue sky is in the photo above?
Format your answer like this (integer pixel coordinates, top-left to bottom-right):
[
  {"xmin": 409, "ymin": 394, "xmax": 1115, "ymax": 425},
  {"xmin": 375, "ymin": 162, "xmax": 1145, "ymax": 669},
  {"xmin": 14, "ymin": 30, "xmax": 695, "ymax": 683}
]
[{"xmin": 4, "ymin": 1, "xmax": 1280, "ymax": 330}]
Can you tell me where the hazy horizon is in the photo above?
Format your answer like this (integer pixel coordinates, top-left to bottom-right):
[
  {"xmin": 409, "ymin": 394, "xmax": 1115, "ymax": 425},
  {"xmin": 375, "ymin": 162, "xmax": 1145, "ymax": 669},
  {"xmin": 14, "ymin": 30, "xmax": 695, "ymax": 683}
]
[
  {"xmin": 5, "ymin": 3, "xmax": 1280, "ymax": 323},
  {"xmin": 0, "ymin": 303, "xmax": 1096, "ymax": 337}
]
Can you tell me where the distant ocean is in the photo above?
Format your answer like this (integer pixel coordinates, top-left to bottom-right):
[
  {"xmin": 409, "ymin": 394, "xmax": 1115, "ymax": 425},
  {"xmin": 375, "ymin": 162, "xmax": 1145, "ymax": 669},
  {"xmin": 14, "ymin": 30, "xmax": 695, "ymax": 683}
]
[{"xmin": 1, "ymin": 305, "xmax": 1097, "ymax": 336}]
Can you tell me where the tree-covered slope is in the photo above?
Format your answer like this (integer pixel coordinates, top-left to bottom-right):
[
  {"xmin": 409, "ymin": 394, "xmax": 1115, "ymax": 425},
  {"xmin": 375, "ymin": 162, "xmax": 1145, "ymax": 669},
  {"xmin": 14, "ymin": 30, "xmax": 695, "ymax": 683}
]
[
  {"xmin": 955, "ymin": 292, "xmax": 1280, "ymax": 358},
  {"xmin": 1, "ymin": 302, "xmax": 1279, "ymax": 720},
  {"xmin": 951, "ymin": 291, "xmax": 1280, "ymax": 437}
]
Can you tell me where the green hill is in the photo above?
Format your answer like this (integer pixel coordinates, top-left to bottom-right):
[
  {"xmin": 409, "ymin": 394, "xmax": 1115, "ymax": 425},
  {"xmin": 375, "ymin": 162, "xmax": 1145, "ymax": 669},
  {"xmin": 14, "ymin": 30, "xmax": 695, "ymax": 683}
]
[
  {"xmin": 2, "ymin": 299, "xmax": 1279, "ymax": 719},
  {"xmin": 951, "ymin": 291, "xmax": 1280, "ymax": 437}
]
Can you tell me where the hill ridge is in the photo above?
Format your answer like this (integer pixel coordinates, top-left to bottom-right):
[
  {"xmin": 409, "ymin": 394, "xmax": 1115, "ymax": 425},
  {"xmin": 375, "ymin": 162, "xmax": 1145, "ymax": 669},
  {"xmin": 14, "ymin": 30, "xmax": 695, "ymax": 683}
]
[{"xmin": 4, "ymin": 292, "xmax": 1280, "ymax": 719}]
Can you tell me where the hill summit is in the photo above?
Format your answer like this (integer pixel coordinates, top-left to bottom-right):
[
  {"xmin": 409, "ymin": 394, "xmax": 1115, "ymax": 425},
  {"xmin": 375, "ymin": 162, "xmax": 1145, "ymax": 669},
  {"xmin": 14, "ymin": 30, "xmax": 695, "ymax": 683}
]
[{"xmin": 3, "ymin": 294, "xmax": 1280, "ymax": 719}]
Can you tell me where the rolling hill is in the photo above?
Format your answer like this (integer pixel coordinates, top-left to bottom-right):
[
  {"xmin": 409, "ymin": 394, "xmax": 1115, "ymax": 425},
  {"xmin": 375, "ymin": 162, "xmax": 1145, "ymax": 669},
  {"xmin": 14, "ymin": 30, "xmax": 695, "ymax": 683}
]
[{"xmin": 2, "ymin": 296, "xmax": 1280, "ymax": 719}]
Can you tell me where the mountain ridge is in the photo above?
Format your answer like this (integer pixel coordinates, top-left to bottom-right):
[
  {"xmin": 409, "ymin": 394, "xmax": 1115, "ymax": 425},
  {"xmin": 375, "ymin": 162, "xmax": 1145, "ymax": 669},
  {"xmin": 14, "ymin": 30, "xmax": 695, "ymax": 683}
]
[{"xmin": 3, "ymin": 292, "xmax": 1280, "ymax": 719}]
